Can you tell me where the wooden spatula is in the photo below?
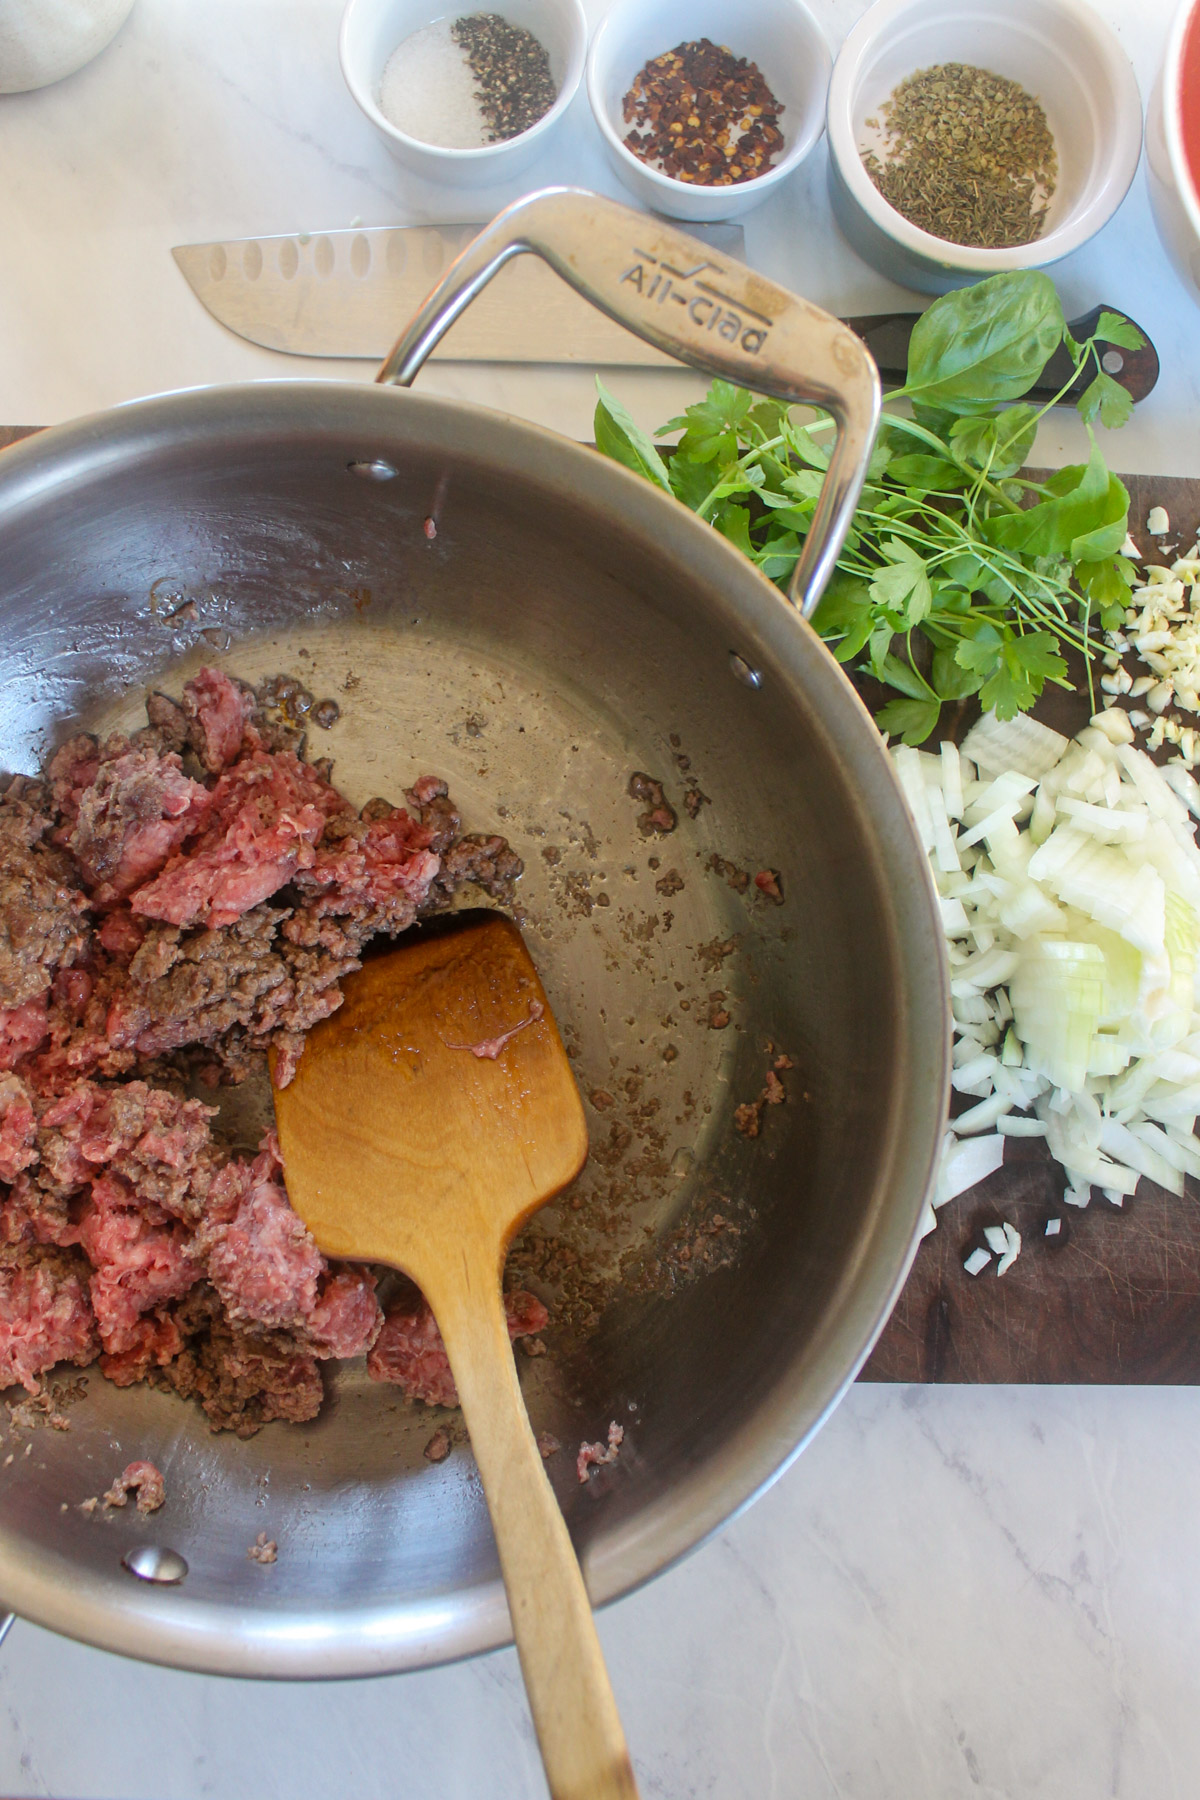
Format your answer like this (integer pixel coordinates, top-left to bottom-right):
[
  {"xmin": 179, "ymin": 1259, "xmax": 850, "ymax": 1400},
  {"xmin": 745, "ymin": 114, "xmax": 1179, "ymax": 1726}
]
[{"xmin": 273, "ymin": 912, "xmax": 639, "ymax": 1800}]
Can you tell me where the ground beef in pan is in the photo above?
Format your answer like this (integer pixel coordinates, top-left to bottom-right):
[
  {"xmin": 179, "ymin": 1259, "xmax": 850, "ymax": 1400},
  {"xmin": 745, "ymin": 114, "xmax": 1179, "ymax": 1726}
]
[
  {"xmin": 101, "ymin": 1458, "xmax": 166, "ymax": 1513},
  {"xmin": 0, "ymin": 667, "xmax": 525, "ymax": 1431},
  {"xmin": 367, "ymin": 1286, "xmax": 548, "ymax": 1407}
]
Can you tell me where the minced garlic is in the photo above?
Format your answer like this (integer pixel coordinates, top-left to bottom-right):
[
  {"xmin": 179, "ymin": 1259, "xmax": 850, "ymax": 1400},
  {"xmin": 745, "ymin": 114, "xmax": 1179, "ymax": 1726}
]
[{"xmin": 1107, "ymin": 547, "xmax": 1200, "ymax": 769}]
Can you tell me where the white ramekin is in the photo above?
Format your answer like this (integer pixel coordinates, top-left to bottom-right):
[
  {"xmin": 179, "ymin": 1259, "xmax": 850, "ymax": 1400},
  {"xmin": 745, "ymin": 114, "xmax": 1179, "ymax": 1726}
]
[
  {"xmin": 586, "ymin": 0, "xmax": 831, "ymax": 223},
  {"xmin": 340, "ymin": 0, "xmax": 587, "ymax": 187},
  {"xmin": 826, "ymin": 0, "xmax": 1143, "ymax": 294}
]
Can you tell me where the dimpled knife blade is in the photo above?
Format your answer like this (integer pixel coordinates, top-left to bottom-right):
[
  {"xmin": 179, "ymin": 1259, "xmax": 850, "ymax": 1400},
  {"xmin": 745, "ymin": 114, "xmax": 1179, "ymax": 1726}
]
[
  {"xmin": 172, "ymin": 225, "xmax": 1159, "ymax": 405},
  {"xmin": 171, "ymin": 222, "xmax": 748, "ymax": 366}
]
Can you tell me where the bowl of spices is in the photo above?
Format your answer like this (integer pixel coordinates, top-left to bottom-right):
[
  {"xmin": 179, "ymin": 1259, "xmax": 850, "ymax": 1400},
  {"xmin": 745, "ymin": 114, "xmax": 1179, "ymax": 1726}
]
[
  {"xmin": 825, "ymin": 0, "xmax": 1142, "ymax": 293},
  {"xmin": 340, "ymin": 0, "xmax": 586, "ymax": 184},
  {"xmin": 586, "ymin": 0, "xmax": 831, "ymax": 221}
]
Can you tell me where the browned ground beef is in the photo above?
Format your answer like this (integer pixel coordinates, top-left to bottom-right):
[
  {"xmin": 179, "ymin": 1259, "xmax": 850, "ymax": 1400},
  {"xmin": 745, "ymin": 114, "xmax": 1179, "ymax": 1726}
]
[{"xmin": 0, "ymin": 668, "xmax": 528, "ymax": 1431}]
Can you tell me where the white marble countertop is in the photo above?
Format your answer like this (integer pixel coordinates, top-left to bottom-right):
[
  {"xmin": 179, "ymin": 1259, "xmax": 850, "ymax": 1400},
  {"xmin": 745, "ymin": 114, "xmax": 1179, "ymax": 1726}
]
[{"xmin": 3, "ymin": 2, "xmax": 1200, "ymax": 1796}]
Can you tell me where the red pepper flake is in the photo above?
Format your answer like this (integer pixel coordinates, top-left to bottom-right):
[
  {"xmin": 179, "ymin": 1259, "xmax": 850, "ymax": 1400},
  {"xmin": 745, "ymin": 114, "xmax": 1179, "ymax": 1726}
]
[{"xmin": 622, "ymin": 39, "xmax": 785, "ymax": 187}]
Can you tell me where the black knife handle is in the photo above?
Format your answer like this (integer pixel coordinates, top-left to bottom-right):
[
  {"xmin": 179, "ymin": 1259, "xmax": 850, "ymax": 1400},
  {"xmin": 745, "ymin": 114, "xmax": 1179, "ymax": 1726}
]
[
  {"xmin": 1034, "ymin": 305, "xmax": 1159, "ymax": 405},
  {"xmin": 842, "ymin": 305, "xmax": 1159, "ymax": 407}
]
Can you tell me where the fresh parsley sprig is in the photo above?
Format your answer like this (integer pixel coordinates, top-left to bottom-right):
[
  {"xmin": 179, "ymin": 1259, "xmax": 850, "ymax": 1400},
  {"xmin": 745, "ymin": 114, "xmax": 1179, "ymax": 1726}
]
[{"xmin": 594, "ymin": 272, "xmax": 1145, "ymax": 743}]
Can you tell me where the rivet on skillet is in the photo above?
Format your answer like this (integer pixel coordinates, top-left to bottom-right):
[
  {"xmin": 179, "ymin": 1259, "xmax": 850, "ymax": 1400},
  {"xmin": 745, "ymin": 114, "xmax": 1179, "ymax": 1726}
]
[
  {"xmin": 122, "ymin": 1545, "xmax": 188, "ymax": 1585},
  {"xmin": 347, "ymin": 459, "xmax": 397, "ymax": 481},
  {"xmin": 729, "ymin": 653, "xmax": 763, "ymax": 689}
]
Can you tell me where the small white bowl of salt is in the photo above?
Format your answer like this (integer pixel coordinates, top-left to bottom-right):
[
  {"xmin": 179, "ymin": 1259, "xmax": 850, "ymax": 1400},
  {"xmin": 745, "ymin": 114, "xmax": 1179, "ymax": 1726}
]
[{"xmin": 341, "ymin": 0, "xmax": 588, "ymax": 185}]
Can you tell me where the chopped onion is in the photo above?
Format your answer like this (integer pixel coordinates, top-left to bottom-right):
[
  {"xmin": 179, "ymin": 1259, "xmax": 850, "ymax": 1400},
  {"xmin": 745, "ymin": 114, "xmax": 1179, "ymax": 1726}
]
[
  {"xmin": 961, "ymin": 713, "xmax": 1068, "ymax": 780},
  {"xmin": 936, "ymin": 1132, "xmax": 1005, "ymax": 1204},
  {"xmin": 893, "ymin": 712, "xmax": 1200, "ymax": 1234},
  {"xmin": 996, "ymin": 1222, "xmax": 1022, "ymax": 1275}
]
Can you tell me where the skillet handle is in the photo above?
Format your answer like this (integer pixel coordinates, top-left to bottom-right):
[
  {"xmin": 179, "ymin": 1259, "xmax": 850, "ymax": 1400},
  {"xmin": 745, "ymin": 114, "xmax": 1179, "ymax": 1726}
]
[{"xmin": 376, "ymin": 186, "xmax": 881, "ymax": 619}]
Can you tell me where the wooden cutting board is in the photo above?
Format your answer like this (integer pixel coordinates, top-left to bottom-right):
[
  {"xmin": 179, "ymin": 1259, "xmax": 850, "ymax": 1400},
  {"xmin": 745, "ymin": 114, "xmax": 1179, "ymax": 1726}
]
[
  {"xmin": 866, "ymin": 472, "xmax": 1200, "ymax": 1383},
  {"xmin": 5, "ymin": 425, "xmax": 1197, "ymax": 1382}
]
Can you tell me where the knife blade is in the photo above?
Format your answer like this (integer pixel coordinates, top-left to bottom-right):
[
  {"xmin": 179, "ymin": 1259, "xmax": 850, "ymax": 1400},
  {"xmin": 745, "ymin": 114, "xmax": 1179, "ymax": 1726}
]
[
  {"xmin": 172, "ymin": 223, "xmax": 747, "ymax": 369},
  {"xmin": 172, "ymin": 226, "xmax": 1159, "ymax": 404}
]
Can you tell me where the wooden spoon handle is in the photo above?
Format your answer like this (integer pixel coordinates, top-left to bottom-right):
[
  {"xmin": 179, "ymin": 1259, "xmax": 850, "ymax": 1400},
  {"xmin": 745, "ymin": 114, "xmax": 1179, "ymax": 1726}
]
[{"xmin": 428, "ymin": 1261, "xmax": 640, "ymax": 1800}]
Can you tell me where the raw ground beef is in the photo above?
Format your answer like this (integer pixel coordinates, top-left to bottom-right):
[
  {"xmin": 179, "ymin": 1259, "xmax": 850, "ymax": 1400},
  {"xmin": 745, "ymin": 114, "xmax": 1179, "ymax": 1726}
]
[
  {"xmin": 101, "ymin": 1459, "xmax": 166, "ymax": 1513},
  {"xmin": 0, "ymin": 668, "xmax": 527, "ymax": 1432},
  {"xmin": 367, "ymin": 1286, "xmax": 548, "ymax": 1407}
]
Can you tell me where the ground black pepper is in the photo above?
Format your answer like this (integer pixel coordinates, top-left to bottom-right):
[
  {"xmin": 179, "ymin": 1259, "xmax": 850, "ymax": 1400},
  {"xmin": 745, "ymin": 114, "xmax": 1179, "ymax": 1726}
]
[
  {"xmin": 621, "ymin": 38, "xmax": 785, "ymax": 186},
  {"xmin": 860, "ymin": 62, "xmax": 1057, "ymax": 248},
  {"xmin": 451, "ymin": 13, "xmax": 558, "ymax": 142}
]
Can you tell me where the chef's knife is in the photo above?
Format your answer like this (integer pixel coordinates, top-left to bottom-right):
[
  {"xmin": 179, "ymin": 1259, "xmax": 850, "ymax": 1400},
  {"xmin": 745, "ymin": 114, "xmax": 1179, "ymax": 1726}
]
[
  {"xmin": 172, "ymin": 225, "xmax": 1158, "ymax": 403},
  {"xmin": 172, "ymin": 223, "xmax": 746, "ymax": 369}
]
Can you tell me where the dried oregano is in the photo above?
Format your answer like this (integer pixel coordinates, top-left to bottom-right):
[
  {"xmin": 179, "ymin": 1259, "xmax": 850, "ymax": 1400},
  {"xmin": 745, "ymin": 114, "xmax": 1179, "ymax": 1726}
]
[{"xmin": 861, "ymin": 62, "xmax": 1058, "ymax": 249}]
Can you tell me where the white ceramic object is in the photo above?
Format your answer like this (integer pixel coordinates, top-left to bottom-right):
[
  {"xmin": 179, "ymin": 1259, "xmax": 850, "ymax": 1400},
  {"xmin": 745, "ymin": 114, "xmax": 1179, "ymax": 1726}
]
[
  {"xmin": 1147, "ymin": 0, "xmax": 1200, "ymax": 304},
  {"xmin": 585, "ymin": 0, "xmax": 831, "ymax": 224},
  {"xmin": 0, "ymin": 0, "xmax": 135, "ymax": 93},
  {"xmin": 339, "ymin": 0, "xmax": 586, "ymax": 186},
  {"xmin": 825, "ymin": 0, "xmax": 1144, "ymax": 294}
]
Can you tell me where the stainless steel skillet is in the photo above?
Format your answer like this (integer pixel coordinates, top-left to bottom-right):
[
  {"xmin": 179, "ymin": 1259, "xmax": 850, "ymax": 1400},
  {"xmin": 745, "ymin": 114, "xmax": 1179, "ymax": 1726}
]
[{"xmin": 0, "ymin": 189, "xmax": 948, "ymax": 1676}]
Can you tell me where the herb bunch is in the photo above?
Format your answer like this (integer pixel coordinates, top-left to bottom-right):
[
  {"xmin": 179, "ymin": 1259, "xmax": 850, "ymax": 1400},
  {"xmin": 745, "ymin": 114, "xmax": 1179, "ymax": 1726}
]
[{"xmin": 594, "ymin": 272, "xmax": 1144, "ymax": 743}]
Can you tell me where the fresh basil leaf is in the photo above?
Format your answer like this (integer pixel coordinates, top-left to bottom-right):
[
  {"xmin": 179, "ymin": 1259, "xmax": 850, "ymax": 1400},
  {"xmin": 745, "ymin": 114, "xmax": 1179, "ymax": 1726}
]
[
  {"xmin": 887, "ymin": 453, "xmax": 968, "ymax": 491},
  {"xmin": 985, "ymin": 440, "xmax": 1127, "ymax": 561},
  {"xmin": 902, "ymin": 272, "xmax": 1065, "ymax": 413},
  {"xmin": 876, "ymin": 696, "xmax": 942, "ymax": 745},
  {"xmin": 594, "ymin": 381, "xmax": 672, "ymax": 491},
  {"xmin": 1069, "ymin": 472, "xmax": 1130, "ymax": 563},
  {"xmin": 1077, "ymin": 370, "xmax": 1134, "ymax": 430},
  {"xmin": 1094, "ymin": 312, "xmax": 1146, "ymax": 352}
]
